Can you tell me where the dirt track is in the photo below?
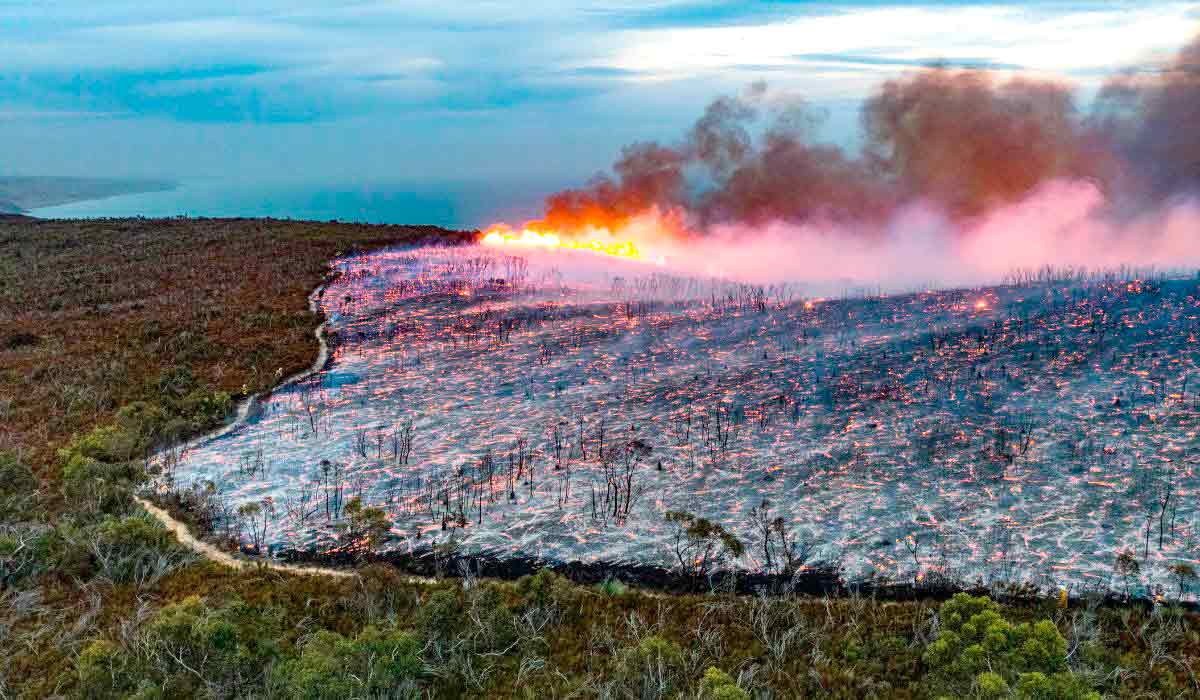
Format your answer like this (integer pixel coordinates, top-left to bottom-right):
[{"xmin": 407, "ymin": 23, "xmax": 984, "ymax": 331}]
[
  {"xmin": 133, "ymin": 281, "xmax": 361, "ymax": 580},
  {"xmin": 134, "ymin": 496, "xmax": 357, "ymax": 579}
]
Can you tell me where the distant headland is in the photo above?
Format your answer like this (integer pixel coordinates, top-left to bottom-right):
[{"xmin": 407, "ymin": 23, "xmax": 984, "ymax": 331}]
[{"xmin": 0, "ymin": 176, "xmax": 175, "ymax": 213}]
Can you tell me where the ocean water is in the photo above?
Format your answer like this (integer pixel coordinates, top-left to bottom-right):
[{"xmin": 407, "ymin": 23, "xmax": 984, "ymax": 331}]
[{"xmin": 30, "ymin": 178, "xmax": 548, "ymax": 230}]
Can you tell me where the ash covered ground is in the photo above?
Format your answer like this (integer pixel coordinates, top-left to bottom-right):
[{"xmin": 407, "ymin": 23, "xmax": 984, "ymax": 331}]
[{"xmin": 169, "ymin": 244, "xmax": 1200, "ymax": 597}]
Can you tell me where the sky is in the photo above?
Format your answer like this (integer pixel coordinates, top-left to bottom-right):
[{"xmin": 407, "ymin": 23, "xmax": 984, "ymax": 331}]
[{"xmin": 2, "ymin": 1, "xmax": 1198, "ymax": 194}]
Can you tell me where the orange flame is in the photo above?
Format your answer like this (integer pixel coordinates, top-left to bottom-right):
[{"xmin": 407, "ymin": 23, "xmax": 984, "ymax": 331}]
[{"xmin": 480, "ymin": 223, "xmax": 642, "ymax": 260}]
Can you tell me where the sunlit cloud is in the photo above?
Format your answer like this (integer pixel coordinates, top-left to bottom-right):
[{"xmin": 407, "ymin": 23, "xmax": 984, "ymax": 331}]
[
  {"xmin": 611, "ymin": 3, "xmax": 1198, "ymax": 85},
  {"xmin": 2, "ymin": 1, "xmax": 1197, "ymax": 187}
]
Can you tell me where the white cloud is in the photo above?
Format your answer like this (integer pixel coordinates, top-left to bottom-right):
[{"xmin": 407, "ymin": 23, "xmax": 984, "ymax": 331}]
[
  {"xmin": 610, "ymin": 3, "xmax": 1199, "ymax": 85},
  {"xmin": 1, "ymin": 1, "xmax": 1197, "ymax": 188}
]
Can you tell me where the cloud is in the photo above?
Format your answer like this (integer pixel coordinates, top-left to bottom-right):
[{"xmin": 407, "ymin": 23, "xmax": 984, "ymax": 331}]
[
  {"xmin": 611, "ymin": 3, "xmax": 1199, "ymax": 85},
  {"xmin": 3, "ymin": 0, "xmax": 1199, "ymax": 198},
  {"xmin": 0, "ymin": 107, "xmax": 128, "ymax": 121},
  {"xmin": 792, "ymin": 52, "xmax": 1024, "ymax": 71},
  {"xmin": 6, "ymin": 1, "xmax": 1196, "ymax": 125},
  {"xmin": 1, "ymin": 3, "xmax": 631, "ymax": 123},
  {"xmin": 609, "ymin": 0, "xmax": 1166, "ymax": 30}
]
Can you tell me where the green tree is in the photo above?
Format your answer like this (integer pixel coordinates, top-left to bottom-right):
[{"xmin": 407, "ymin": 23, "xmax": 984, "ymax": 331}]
[
  {"xmin": 665, "ymin": 510, "xmax": 744, "ymax": 584},
  {"xmin": 335, "ymin": 497, "xmax": 391, "ymax": 557}
]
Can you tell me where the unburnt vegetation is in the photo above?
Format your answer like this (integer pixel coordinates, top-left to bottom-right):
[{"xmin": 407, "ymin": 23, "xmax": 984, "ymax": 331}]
[
  {"xmin": 2, "ymin": 216, "xmax": 1199, "ymax": 698},
  {"xmin": 0, "ymin": 215, "xmax": 471, "ymax": 468}
]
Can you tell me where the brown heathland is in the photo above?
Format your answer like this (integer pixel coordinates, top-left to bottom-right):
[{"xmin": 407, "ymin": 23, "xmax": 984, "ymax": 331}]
[
  {"xmin": 1, "ymin": 216, "xmax": 1196, "ymax": 699},
  {"xmin": 0, "ymin": 215, "xmax": 472, "ymax": 468}
]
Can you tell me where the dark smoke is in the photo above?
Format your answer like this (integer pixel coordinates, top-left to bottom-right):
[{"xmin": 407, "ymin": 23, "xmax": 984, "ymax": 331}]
[
  {"xmin": 700, "ymin": 130, "xmax": 889, "ymax": 226},
  {"xmin": 687, "ymin": 93, "xmax": 756, "ymax": 177},
  {"xmin": 539, "ymin": 34, "xmax": 1200, "ymax": 233},
  {"xmin": 542, "ymin": 85, "xmax": 889, "ymax": 229},
  {"xmin": 862, "ymin": 69, "xmax": 1107, "ymax": 217},
  {"xmin": 539, "ymin": 142, "xmax": 688, "ymax": 231},
  {"xmin": 1096, "ymin": 34, "xmax": 1200, "ymax": 201}
]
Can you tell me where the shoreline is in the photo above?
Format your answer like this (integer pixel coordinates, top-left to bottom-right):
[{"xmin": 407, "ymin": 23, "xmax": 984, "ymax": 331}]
[{"xmin": 2, "ymin": 176, "xmax": 176, "ymax": 214}]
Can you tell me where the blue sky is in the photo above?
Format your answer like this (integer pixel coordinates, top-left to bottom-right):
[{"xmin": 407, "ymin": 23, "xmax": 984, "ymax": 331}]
[{"xmin": 2, "ymin": 1, "xmax": 1196, "ymax": 190}]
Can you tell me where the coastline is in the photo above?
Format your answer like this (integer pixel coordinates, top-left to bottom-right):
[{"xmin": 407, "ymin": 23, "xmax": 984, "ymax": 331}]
[{"xmin": 1, "ymin": 176, "xmax": 175, "ymax": 214}]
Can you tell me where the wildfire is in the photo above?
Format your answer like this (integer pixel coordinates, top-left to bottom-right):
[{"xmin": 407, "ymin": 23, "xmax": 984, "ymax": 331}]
[{"xmin": 480, "ymin": 224, "xmax": 642, "ymax": 260}]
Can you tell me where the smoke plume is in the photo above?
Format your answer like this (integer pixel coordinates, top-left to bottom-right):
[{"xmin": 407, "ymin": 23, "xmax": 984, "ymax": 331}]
[
  {"xmin": 536, "ymin": 34, "xmax": 1200, "ymax": 237},
  {"xmin": 500, "ymin": 34, "xmax": 1200, "ymax": 291},
  {"xmin": 862, "ymin": 69, "xmax": 1108, "ymax": 217},
  {"xmin": 1096, "ymin": 34, "xmax": 1200, "ymax": 202},
  {"xmin": 540, "ymin": 83, "xmax": 890, "ymax": 230}
]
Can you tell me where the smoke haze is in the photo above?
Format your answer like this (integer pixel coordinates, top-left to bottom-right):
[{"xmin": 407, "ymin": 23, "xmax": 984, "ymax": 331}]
[{"xmin": 526, "ymin": 34, "xmax": 1200, "ymax": 289}]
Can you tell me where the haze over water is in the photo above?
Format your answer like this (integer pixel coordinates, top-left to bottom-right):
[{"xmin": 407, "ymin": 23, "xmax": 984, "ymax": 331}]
[{"xmin": 30, "ymin": 178, "xmax": 549, "ymax": 230}]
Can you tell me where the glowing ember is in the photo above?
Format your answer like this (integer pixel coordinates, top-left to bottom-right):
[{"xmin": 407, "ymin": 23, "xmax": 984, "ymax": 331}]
[
  {"xmin": 481, "ymin": 224, "xmax": 642, "ymax": 260},
  {"xmin": 168, "ymin": 242, "xmax": 1200, "ymax": 600}
]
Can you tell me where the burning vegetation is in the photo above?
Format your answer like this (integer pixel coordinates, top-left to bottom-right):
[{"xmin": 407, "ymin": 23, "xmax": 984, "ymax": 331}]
[
  {"xmin": 168, "ymin": 242, "xmax": 1200, "ymax": 602},
  {"xmin": 480, "ymin": 34, "xmax": 1200, "ymax": 270},
  {"xmin": 6, "ymin": 28, "xmax": 1200, "ymax": 700},
  {"xmin": 139, "ymin": 31, "xmax": 1200, "ymax": 609}
]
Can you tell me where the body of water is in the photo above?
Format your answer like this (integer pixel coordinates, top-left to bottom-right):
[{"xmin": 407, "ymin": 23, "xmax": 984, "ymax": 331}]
[{"xmin": 30, "ymin": 178, "xmax": 549, "ymax": 230}]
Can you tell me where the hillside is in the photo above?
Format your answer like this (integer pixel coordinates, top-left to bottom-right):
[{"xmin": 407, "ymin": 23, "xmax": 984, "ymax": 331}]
[
  {"xmin": 0, "ymin": 216, "xmax": 1197, "ymax": 698},
  {"xmin": 171, "ymin": 245, "xmax": 1200, "ymax": 601},
  {"xmin": 0, "ymin": 216, "xmax": 472, "ymax": 467}
]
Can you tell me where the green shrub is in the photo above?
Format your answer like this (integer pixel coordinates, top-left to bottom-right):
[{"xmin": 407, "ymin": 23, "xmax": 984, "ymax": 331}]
[
  {"xmin": 1014, "ymin": 672, "xmax": 1102, "ymax": 700},
  {"xmin": 114, "ymin": 402, "xmax": 169, "ymax": 449},
  {"xmin": 37, "ymin": 521, "xmax": 93, "ymax": 580},
  {"xmin": 124, "ymin": 681, "xmax": 165, "ymax": 700},
  {"xmin": 42, "ymin": 514, "xmax": 178, "ymax": 585},
  {"xmin": 178, "ymin": 388, "xmax": 231, "ymax": 431},
  {"xmin": 140, "ymin": 595, "xmax": 281, "ymax": 696},
  {"xmin": 89, "ymin": 513, "xmax": 189, "ymax": 584},
  {"xmin": 596, "ymin": 575, "xmax": 629, "ymax": 597},
  {"xmin": 631, "ymin": 635, "xmax": 685, "ymax": 666},
  {"xmin": 271, "ymin": 626, "xmax": 423, "ymax": 699},
  {"xmin": 156, "ymin": 365, "xmax": 197, "ymax": 399},
  {"xmin": 336, "ymin": 497, "xmax": 391, "ymax": 556},
  {"xmin": 418, "ymin": 589, "xmax": 462, "ymax": 644},
  {"xmin": 923, "ymin": 594, "xmax": 1099, "ymax": 699},
  {"xmin": 613, "ymin": 635, "xmax": 689, "ymax": 698},
  {"xmin": 62, "ymin": 422, "xmax": 143, "ymax": 466},
  {"xmin": 96, "ymin": 514, "xmax": 172, "ymax": 552},
  {"xmin": 977, "ymin": 671, "xmax": 1011, "ymax": 699},
  {"xmin": 0, "ymin": 451, "xmax": 38, "ymax": 523},
  {"xmin": 76, "ymin": 639, "xmax": 138, "ymax": 699},
  {"xmin": 465, "ymin": 583, "xmax": 517, "ymax": 652},
  {"xmin": 842, "ymin": 637, "xmax": 864, "ymax": 663},
  {"xmin": 517, "ymin": 568, "xmax": 574, "ymax": 608},
  {"xmin": 60, "ymin": 454, "xmax": 140, "ymax": 512},
  {"xmin": 700, "ymin": 666, "xmax": 750, "ymax": 700},
  {"xmin": 58, "ymin": 423, "xmax": 150, "ymax": 518},
  {"xmin": 0, "ymin": 525, "xmax": 50, "ymax": 587}
]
